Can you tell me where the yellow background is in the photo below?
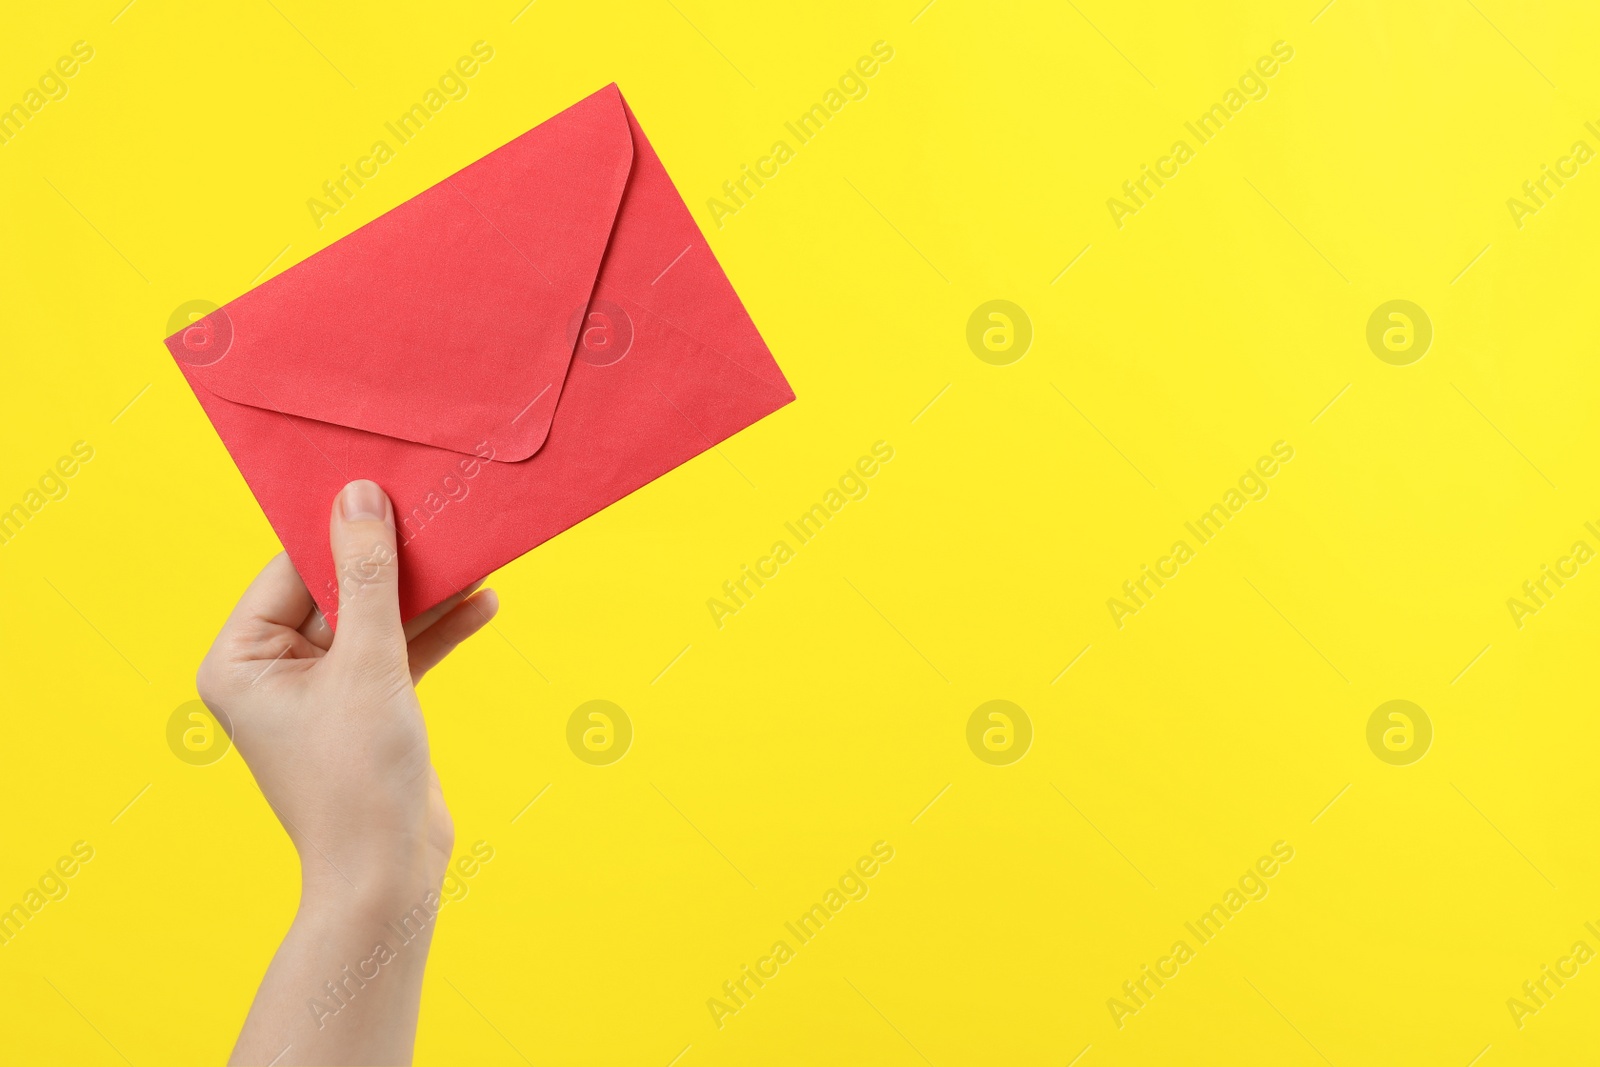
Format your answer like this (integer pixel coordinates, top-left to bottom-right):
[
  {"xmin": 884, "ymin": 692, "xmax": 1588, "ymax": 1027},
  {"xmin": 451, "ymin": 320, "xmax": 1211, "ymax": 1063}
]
[{"xmin": 2, "ymin": 0, "xmax": 1598, "ymax": 1063}]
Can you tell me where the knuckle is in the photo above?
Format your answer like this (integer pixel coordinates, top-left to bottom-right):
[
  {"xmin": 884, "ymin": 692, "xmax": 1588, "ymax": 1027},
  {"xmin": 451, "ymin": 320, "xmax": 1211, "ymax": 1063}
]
[
  {"xmin": 195, "ymin": 657, "xmax": 227, "ymax": 709},
  {"xmin": 437, "ymin": 812, "xmax": 456, "ymax": 856},
  {"xmin": 336, "ymin": 645, "xmax": 412, "ymax": 696},
  {"xmin": 336, "ymin": 540, "xmax": 399, "ymax": 601}
]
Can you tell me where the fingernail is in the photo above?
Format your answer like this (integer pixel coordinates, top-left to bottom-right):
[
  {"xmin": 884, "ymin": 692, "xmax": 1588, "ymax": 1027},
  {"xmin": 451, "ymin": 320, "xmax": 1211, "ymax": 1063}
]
[{"xmin": 340, "ymin": 480, "xmax": 391, "ymax": 525}]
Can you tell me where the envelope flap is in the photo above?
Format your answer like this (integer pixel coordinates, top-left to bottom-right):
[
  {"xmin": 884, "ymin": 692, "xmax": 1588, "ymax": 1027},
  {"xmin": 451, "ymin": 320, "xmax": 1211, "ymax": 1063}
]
[{"xmin": 168, "ymin": 85, "xmax": 635, "ymax": 462}]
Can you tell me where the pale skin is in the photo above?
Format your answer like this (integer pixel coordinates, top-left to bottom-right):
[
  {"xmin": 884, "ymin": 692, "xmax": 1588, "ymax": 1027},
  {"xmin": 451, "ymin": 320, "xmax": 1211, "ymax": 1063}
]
[{"xmin": 199, "ymin": 479, "xmax": 498, "ymax": 1066}]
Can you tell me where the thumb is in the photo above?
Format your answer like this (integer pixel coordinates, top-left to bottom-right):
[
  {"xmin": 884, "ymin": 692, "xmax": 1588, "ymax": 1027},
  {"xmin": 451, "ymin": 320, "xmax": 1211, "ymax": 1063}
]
[{"xmin": 328, "ymin": 479, "xmax": 404, "ymax": 663}]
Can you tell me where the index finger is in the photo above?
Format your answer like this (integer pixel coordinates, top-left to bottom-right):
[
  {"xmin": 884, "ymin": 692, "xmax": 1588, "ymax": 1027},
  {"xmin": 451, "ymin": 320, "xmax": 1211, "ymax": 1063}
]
[{"xmin": 225, "ymin": 553, "xmax": 315, "ymax": 632}]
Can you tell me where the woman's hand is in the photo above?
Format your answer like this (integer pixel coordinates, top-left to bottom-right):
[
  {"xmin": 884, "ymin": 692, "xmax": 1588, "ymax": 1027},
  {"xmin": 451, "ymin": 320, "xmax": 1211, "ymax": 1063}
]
[{"xmin": 200, "ymin": 479, "xmax": 497, "ymax": 1066}]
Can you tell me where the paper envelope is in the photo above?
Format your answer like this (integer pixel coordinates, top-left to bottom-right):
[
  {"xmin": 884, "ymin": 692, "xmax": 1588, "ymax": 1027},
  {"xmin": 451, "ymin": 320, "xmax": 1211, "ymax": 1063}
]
[{"xmin": 167, "ymin": 83, "xmax": 794, "ymax": 624}]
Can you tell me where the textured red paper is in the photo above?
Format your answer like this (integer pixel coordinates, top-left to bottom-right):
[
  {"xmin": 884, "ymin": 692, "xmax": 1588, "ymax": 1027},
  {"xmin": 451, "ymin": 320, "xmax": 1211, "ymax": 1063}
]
[{"xmin": 167, "ymin": 84, "xmax": 794, "ymax": 623}]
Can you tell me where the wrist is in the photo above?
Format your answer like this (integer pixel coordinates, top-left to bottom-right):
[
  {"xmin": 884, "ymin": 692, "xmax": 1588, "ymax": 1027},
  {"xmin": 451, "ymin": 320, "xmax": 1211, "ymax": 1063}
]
[
  {"xmin": 301, "ymin": 872, "xmax": 442, "ymax": 928},
  {"xmin": 296, "ymin": 828, "xmax": 441, "ymax": 907},
  {"xmin": 293, "ymin": 882, "xmax": 444, "ymax": 983}
]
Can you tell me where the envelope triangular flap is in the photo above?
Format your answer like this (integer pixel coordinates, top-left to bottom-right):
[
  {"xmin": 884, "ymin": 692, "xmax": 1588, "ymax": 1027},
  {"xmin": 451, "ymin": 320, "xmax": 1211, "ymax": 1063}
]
[{"xmin": 176, "ymin": 86, "xmax": 635, "ymax": 462}]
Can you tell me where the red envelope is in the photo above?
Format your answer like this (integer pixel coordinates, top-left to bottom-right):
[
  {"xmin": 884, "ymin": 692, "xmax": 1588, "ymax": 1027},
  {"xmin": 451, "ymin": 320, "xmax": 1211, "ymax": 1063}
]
[{"xmin": 167, "ymin": 84, "xmax": 793, "ymax": 624}]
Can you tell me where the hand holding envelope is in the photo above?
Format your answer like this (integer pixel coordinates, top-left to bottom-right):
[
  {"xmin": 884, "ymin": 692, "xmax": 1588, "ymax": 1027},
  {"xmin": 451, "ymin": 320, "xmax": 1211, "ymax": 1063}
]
[{"xmin": 168, "ymin": 84, "xmax": 794, "ymax": 624}]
